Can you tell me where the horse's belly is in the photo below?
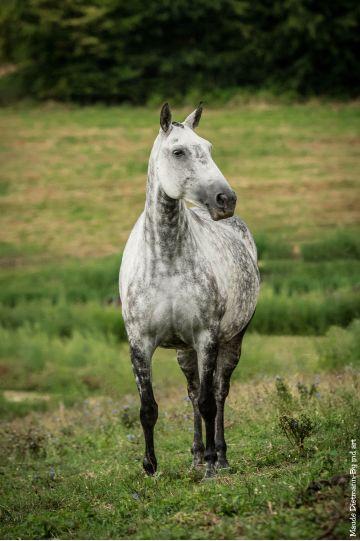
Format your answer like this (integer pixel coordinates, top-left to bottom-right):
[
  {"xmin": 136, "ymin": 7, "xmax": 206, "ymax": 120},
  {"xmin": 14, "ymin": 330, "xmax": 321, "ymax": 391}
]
[{"xmin": 219, "ymin": 271, "xmax": 260, "ymax": 341}]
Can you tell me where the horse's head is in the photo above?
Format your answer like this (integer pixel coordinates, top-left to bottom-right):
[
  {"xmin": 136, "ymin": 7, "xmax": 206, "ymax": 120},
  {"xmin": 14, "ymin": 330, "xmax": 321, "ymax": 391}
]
[{"xmin": 153, "ymin": 103, "xmax": 237, "ymax": 221}]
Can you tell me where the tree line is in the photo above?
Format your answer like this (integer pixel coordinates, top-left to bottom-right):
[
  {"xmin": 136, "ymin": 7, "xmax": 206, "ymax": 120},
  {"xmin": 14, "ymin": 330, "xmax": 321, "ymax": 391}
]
[{"xmin": 0, "ymin": 0, "xmax": 359, "ymax": 103}]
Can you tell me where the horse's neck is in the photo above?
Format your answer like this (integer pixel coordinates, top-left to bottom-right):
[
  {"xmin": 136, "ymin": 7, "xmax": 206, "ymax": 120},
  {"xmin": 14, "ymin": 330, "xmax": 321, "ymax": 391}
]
[{"xmin": 144, "ymin": 162, "xmax": 189, "ymax": 260}]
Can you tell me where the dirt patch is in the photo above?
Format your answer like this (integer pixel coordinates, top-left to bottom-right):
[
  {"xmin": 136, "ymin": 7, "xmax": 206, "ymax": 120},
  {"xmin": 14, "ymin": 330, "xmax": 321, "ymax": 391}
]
[{"xmin": 3, "ymin": 391, "xmax": 51, "ymax": 403}]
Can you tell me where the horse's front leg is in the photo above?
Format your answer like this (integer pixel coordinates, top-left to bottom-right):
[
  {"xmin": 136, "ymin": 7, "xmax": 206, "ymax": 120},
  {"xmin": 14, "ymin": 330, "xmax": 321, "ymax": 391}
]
[
  {"xmin": 130, "ymin": 343, "xmax": 158, "ymax": 475},
  {"xmin": 214, "ymin": 361, "xmax": 237, "ymax": 469},
  {"xmin": 197, "ymin": 339, "xmax": 219, "ymax": 479},
  {"xmin": 177, "ymin": 349, "xmax": 204, "ymax": 467},
  {"xmin": 214, "ymin": 327, "xmax": 248, "ymax": 469}
]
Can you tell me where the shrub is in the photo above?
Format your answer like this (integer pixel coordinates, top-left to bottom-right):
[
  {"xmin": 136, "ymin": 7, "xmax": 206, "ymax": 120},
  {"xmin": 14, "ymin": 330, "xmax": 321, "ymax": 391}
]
[{"xmin": 279, "ymin": 413, "xmax": 315, "ymax": 454}]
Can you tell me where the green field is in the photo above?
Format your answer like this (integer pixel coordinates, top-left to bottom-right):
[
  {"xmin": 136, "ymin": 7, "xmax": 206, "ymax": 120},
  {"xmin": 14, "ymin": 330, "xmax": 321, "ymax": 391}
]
[{"xmin": 0, "ymin": 102, "xmax": 359, "ymax": 539}]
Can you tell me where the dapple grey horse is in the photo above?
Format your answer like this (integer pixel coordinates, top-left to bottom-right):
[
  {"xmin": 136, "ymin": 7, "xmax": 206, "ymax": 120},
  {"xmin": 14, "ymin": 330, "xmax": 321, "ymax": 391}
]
[{"xmin": 119, "ymin": 103, "xmax": 260, "ymax": 478}]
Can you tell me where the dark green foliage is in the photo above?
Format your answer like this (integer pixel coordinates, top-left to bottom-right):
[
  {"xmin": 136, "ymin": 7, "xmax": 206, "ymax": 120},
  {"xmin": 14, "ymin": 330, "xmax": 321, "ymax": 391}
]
[{"xmin": 0, "ymin": 0, "xmax": 359, "ymax": 103}]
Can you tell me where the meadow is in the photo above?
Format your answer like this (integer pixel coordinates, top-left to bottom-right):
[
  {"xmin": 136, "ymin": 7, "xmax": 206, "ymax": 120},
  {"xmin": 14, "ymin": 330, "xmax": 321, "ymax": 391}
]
[{"xmin": 0, "ymin": 101, "xmax": 359, "ymax": 539}]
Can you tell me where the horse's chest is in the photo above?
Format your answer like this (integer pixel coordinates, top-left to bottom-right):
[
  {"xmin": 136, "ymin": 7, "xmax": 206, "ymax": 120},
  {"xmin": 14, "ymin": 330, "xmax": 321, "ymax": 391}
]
[
  {"xmin": 127, "ymin": 267, "xmax": 223, "ymax": 345},
  {"xmin": 154, "ymin": 271, "xmax": 220, "ymax": 319}
]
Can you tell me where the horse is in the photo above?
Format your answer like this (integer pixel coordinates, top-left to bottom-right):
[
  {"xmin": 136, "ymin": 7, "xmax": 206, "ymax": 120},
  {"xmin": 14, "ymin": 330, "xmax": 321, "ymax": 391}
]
[{"xmin": 119, "ymin": 103, "xmax": 260, "ymax": 478}]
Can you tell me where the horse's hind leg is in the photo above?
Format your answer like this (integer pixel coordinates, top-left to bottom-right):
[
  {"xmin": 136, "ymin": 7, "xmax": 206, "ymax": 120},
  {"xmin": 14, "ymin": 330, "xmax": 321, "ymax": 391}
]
[
  {"xmin": 130, "ymin": 342, "xmax": 158, "ymax": 475},
  {"xmin": 177, "ymin": 349, "xmax": 205, "ymax": 467},
  {"xmin": 214, "ymin": 329, "xmax": 246, "ymax": 469}
]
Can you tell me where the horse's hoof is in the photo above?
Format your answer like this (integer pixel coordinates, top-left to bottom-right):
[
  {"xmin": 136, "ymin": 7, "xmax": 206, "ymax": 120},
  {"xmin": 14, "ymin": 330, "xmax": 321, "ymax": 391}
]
[
  {"xmin": 216, "ymin": 459, "xmax": 230, "ymax": 470},
  {"xmin": 143, "ymin": 457, "xmax": 157, "ymax": 475},
  {"xmin": 192, "ymin": 454, "xmax": 205, "ymax": 468},
  {"xmin": 202, "ymin": 465, "xmax": 217, "ymax": 480}
]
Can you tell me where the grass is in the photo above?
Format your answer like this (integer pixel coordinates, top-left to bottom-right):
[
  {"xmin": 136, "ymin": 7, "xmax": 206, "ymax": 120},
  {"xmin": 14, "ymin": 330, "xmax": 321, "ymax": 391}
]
[
  {"xmin": 0, "ymin": 368, "xmax": 358, "ymax": 539},
  {"xmin": 0, "ymin": 254, "xmax": 358, "ymax": 338},
  {"xmin": 0, "ymin": 101, "xmax": 359, "ymax": 538},
  {"xmin": 0, "ymin": 102, "xmax": 359, "ymax": 261}
]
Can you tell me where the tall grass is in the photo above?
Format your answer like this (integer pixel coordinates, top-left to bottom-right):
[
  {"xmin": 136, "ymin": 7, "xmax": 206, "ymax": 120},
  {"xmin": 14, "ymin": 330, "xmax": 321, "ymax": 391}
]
[
  {"xmin": 253, "ymin": 286, "xmax": 359, "ymax": 335},
  {"xmin": 301, "ymin": 229, "xmax": 360, "ymax": 261},
  {"xmin": 0, "ymin": 229, "xmax": 358, "ymax": 338},
  {"xmin": 260, "ymin": 259, "xmax": 360, "ymax": 294},
  {"xmin": 1, "ymin": 322, "xmax": 357, "ymax": 406},
  {"xmin": 317, "ymin": 319, "xmax": 360, "ymax": 371},
  {"xmin": 0, "ymin": 255, "xmax": 121, "ymax": 306},
  {"xmin": 0, "ymin": 288, "xmax": 358, "ymax": 339},
  {"xmin": 0, "ymin": 326, "xmax": 134, "ymax": 398},
  {"xmin": 0, "ymin": 300, "xmax": 126, "ymax": 341}
]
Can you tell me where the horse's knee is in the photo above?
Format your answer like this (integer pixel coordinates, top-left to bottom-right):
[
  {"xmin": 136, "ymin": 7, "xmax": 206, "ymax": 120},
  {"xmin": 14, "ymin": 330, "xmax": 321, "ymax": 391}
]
[
  {"xmin": 188, "ymin": 382, "xmax": 200, "ymax": 404},
  {"xmin": 214, "ymin": 382, "xmax": 230, "ymax": 403},
  {"xmin": 198, "ymin": 391, "xmax": 217, "ymax": 421},
  {"xmin": 214, "ymin": 363, "xmax": 235, "ymax": 402}
]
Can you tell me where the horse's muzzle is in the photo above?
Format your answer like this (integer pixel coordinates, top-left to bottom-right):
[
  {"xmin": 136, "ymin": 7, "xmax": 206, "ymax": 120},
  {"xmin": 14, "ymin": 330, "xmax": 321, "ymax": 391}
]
[{"xmin": 208, "ymin": 190, "xmax": 237, "ymax": 221}]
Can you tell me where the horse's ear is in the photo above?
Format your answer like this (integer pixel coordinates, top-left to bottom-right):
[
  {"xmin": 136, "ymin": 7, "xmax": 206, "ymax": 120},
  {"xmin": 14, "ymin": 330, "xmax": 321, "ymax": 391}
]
[
  {"xmin": 184, "ymin": 102, "xmax": 203, "ymax": 129},
  {"xmin": 160, "ymin": 102, "xmax": 172, "ymax": 133}
]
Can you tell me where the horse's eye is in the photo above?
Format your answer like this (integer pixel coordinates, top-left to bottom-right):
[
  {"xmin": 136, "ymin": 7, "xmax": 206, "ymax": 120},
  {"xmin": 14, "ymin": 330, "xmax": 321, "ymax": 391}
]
[{"xmin": 172, "ymin": 149, "xmax": 185, "ymax": 157}]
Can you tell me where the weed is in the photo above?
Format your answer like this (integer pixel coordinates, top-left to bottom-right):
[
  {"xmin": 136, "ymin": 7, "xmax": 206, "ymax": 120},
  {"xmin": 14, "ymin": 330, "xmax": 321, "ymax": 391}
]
[
  {"xmin": 302, "ymin": 229, "xmax": 360, "ymax": 262},
  {"xmin": 296, "ymin": 380, "xmax": 320, "ymax": 402},
  {"xmin": 0, "ymin": 424, "xmax": 47, "ymax": 458},
  {"xmin": 120, "ymin": 405, "xmax": 139, "ymax": 429},
  {"xmin": 275, "ymin": 376, "xmax": 293, "ymax": 406},
  {"xmin": 279, "ymin": 413, "xmax": 315, "ymax": 454}
]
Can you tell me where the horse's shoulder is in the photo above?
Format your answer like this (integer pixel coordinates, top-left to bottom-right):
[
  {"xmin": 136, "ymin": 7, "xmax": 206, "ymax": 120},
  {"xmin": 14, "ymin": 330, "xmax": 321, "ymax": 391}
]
[{"xmin": 189, "ymin": 207, "xmax": 258, "ymax": 263}]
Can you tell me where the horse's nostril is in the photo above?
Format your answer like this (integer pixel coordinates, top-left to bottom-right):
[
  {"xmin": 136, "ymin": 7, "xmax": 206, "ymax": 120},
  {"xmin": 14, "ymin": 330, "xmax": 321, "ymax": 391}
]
[{"xmin": 216, "ymin": 193, "xmax": 228, "ymax": 208}]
